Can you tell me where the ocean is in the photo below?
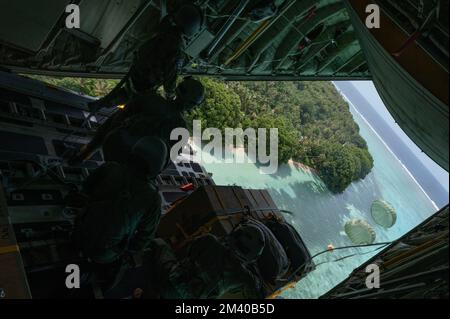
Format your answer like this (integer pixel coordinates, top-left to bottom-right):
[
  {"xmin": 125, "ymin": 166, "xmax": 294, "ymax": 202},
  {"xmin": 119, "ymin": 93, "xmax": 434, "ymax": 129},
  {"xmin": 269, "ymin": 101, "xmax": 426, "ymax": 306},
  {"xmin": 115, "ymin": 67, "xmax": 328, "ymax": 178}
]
[
  {"xmin": 334, "ymin": 81, "xmax": 449, "ymax": 208},
  {"xmin": 194, "ymin": 85, "xmax": 438, "ymax": 299}
]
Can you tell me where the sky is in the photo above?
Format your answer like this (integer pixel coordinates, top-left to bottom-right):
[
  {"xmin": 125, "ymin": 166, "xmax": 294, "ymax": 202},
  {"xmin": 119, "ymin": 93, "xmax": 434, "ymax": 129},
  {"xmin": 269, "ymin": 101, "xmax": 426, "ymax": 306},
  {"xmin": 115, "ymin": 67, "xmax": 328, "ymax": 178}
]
[{"xmin": 350, "ymin": 81, "xmax": 449, "ymax": 193}]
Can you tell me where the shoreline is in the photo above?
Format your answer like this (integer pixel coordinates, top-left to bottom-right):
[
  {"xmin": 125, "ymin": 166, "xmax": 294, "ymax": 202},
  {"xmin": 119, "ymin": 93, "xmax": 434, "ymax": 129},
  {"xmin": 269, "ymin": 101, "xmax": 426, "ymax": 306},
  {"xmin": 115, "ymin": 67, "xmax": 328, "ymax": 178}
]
[
  {"xmin": 289, "ymin": 159, "xmax": 317, "ymax": 174},
  {"xmin": 189, "ymin": 140, "xmax": 318, "ymax": 175},
  {"xmin": 337, "ymin": 88, "xmax": 439, "ymax": 211}
]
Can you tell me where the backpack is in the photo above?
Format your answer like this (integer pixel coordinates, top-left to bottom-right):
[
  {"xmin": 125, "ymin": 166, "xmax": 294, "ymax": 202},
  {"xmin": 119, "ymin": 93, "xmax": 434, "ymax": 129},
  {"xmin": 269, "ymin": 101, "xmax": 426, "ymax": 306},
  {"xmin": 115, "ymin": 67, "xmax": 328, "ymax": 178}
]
[
  {"xmin": 264, "ymin": 220, "xmax": 311, "ymax": 273},
  {"xmin": 245, "ymin": 219, "xmax": 290, "ymax": 283}
]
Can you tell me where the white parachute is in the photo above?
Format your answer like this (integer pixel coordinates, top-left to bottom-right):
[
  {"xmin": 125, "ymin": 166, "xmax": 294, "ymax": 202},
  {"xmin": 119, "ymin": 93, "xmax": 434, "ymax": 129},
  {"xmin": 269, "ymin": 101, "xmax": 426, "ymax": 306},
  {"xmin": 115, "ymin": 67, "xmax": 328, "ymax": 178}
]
[
  {"xmin": 371, "ymin": 199, "xmax": 397, "ymax": 228},
  {"xmin": 344, "ymin": 219, "xmax": 376, "ymax": 245}
]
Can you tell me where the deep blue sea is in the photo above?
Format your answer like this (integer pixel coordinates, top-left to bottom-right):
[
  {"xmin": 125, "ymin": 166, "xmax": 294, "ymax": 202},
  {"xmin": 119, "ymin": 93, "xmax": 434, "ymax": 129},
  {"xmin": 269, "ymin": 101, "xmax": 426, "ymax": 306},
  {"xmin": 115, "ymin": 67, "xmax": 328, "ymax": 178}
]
[{"xmin": 195, "ymin": 86, "xmax": 438, "ymax": 298}]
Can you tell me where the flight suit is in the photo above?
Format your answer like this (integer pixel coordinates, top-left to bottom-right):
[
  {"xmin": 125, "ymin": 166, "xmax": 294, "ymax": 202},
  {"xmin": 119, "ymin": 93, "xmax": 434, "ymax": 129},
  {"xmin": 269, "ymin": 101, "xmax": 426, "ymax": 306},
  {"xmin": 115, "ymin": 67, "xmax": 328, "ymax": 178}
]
[
  {"xmin": 70, "ymin": 93, "xmax": 181, "ymax": 273},
  {"xmin": 89, "ymin": 16, "xmax": 186, "ymax": 111},
  {"xmin": 74, "ymin": 162, "xmax": 162, "ymax": 264}
]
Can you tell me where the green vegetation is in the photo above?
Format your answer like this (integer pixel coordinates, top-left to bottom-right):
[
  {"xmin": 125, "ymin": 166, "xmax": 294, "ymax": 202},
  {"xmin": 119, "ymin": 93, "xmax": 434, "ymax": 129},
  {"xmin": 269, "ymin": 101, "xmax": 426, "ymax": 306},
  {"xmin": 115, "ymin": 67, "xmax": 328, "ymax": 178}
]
[
  {"xmin": 27, "ymin": 75, "xmax": 119, "ymax": 97},
  {"xmin": 29, "ymin": 75, "xmax": 373, "ymax": 193},
  {"xmin": 185, "ymin": 78, "xmax": 244, "ymax": 131},
  {"xmin": 191, "ymin": 80, "xmax": 373, "ymax": 193}
]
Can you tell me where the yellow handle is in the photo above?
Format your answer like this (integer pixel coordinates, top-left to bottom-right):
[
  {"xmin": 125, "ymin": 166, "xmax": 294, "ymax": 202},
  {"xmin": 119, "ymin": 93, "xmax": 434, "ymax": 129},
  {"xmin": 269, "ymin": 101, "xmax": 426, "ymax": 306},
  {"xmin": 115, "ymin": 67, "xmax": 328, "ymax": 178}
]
[{"xmin": 0, "ymin": 244, "xmax": 19, "ymax": 255}]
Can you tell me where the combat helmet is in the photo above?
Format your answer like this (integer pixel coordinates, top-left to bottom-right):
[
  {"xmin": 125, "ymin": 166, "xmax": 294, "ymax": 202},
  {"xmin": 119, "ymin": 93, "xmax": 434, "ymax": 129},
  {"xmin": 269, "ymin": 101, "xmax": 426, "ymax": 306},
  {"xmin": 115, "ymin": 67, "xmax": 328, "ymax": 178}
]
[
  {"xmin": 130, "ymin": 135, "xmax": 169, "ymax": 178},
  {"xmin": 175, "ymin": 76, "xmax": 205, "ymax": 111},
  {"xmin": 174, "ymin": 3, "xmax": 204, "ymax": 37}
]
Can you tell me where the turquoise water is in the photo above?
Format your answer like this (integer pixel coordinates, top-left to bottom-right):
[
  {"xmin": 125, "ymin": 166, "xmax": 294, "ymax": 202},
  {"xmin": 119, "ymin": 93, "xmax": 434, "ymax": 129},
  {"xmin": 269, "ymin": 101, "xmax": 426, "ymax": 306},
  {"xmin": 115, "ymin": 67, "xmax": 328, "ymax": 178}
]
[{"xmin": 195, "ymin": 93, "xmax": 437, "ymax": 299}]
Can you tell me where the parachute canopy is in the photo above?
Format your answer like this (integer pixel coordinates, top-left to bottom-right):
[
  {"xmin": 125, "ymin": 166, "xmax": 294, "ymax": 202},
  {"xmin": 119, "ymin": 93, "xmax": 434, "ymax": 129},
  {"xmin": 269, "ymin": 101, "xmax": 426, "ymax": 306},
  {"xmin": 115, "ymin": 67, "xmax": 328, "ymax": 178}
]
[
  {"xmin": 344, "ymin": 219, "xmax": 376, "ymax": 245},
  {"xmin": 371, "ymin": 200, "xmax": 397, "ymax": 228}
]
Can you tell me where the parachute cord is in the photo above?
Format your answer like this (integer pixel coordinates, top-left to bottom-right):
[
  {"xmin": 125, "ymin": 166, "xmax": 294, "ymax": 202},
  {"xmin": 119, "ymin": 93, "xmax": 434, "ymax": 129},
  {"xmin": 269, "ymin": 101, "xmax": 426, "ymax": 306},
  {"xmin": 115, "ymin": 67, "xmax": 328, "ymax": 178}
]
[
  {"xmin": 6, "ymin": 159, "xmax": 78, "ymax": 193},
  {"xmin": 313, "ymin": 243, "xmax": 390, "ymax": 268},
  {"xmin": 13, "ymin": 154, "xmax": 79, "ymax": 190},
  {"xmin": 310, "ymin": 242, "xmax": 393, "ymax": 260},
  {"xmin": 285, "ymin": 241, "xmax": 393, "ymax": 283}
]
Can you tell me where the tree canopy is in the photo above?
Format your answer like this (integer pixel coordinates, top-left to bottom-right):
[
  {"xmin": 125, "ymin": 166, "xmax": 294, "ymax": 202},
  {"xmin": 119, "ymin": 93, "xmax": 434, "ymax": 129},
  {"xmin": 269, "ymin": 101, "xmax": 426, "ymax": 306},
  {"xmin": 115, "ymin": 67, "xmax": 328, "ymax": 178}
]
[
  {"xmin": 29, "ymin": 75, "xmax": 373, "ymax": 193},
  {"xmin": 208, "ymin": 80, "xmax": 374, "ymax": 193}
]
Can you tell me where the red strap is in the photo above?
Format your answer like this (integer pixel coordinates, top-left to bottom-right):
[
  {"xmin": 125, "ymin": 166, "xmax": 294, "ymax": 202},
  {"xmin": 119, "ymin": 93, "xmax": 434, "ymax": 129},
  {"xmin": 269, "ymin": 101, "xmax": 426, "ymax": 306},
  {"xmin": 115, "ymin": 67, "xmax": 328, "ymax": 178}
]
[
  {"xmin": 393, "ymin": 31, "xmax": 422, "ymax": 57},
  {"xmin": 180, "ymin": 183, "xmax": 195, "ymax": 192}
]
